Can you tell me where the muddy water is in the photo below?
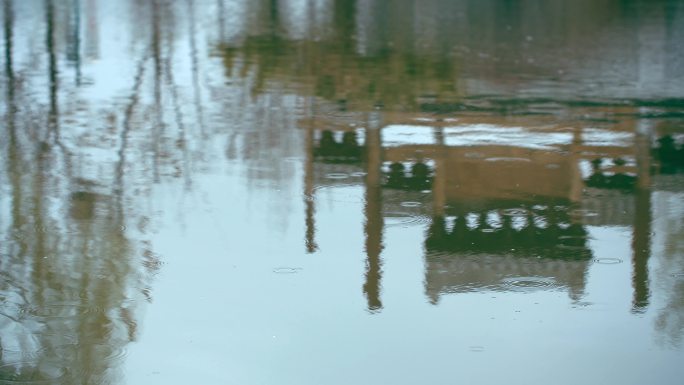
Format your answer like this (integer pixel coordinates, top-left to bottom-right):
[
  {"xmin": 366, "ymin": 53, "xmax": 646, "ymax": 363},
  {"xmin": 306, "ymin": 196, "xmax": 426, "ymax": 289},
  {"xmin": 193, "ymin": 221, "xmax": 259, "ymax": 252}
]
[{"xmin": 1, "ymin": 0, "xmax": 684, "ymax": 384}]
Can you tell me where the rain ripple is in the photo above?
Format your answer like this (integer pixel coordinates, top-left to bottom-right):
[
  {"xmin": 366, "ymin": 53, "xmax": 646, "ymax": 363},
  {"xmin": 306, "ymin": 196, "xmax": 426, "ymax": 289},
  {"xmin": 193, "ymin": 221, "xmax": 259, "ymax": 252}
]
[
  {"xmin": 500, "ymin": 276, "xmax": 560, "ymax": 292},
  {"xmin": 384, "ymin": 212, "xmax": 431, "ymax": 227},
  {"xmin": 593, "ymin": 258, "xmax": 623, "ymax": 265}
]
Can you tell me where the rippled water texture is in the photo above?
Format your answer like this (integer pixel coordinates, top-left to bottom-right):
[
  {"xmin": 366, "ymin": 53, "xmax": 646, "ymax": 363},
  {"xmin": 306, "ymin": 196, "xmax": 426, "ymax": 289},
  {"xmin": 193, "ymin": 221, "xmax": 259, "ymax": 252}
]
[{"xmin": 2, "ymin": 0, "xmax": 684, "ymax": 384}]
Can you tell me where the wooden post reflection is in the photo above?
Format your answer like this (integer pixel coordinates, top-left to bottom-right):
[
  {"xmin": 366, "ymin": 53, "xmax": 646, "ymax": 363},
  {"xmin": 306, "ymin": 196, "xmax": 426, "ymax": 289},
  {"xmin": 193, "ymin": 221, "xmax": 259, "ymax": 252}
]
[
  {"xmin": 363, "ymin": 112, "xmax": 383, "ymax": 312},
  {"xmin": 569, "ymin": 126, "xmax": 583, "ymax": 202},
  {"xmin": 432, "ymin": 124, "xmax": 446, "ymax": 217},
  {"xmin": 631, "ymin": 119, "xmax": 652, "ymax": 313}
]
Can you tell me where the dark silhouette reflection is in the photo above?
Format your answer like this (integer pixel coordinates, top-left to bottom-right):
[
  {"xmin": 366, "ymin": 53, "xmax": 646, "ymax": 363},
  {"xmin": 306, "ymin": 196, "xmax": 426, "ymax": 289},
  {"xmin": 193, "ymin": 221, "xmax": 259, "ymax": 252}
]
[
  {"xmin": 314, "ymin": 130, "xmax": 363, "ymax": 163},
  {"xmin": 655, "ymin": 135, "xmax": 684, "ymax": 173},
  {"xmin": 425, "ymin": 209, "xmax": 591, "ymax": 259},
  {"xmin": 424, "ymin": 203, "xmax": 592, "ymax": 304},
  {"xmin": 384, "ymin": 161, "xmax": 433, "ymax": 191},
  {"xmin": 425, "ymin": 204, "xmax": 591, "ymax": 260},
  {"xmin": 585, "ymin": 158, "xmax": 638, "ymax": 190}
]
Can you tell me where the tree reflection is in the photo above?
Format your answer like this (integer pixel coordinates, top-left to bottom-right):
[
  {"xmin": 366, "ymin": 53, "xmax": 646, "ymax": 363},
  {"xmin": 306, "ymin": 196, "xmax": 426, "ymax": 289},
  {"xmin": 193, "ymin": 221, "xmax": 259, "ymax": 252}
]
[{"xmin": 0, "ymin": 0, "xmax": 166, "ymax": 382}]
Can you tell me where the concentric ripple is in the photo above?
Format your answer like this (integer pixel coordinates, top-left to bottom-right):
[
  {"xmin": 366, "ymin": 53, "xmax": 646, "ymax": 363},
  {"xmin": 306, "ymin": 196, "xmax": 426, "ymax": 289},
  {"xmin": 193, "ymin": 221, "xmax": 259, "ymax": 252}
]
[
  {"xmin": 325, "ymin": 173, "xmax": 349, "ymax": 180},
  {"xmin": 384, "ymin": 212, "xmax": 430, "ymax": 227},
  {"xmin": 399, "ymin": 201, "xmax": 422, "ymax": 208},
  {"xmin": 500, "ymin": 276, "xmax": 560, "ymax": 292}
]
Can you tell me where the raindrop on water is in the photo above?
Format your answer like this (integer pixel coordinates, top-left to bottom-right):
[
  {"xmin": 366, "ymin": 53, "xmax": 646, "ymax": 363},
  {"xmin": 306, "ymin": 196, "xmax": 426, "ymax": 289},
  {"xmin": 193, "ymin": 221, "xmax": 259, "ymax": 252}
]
[
  {"xmin": 593, "ymin": 258, "xmax": 623, "ymax": 265},
  {"xmin": 325, "ymin": 173, "xmax": 349, "ymax": 179}
]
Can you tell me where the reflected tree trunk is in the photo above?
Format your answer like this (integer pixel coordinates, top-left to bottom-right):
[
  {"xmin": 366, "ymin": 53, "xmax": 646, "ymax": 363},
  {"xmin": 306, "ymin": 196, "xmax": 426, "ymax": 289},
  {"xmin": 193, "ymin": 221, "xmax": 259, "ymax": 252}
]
[
  {"xmin": 164, "ymin": 49, "xmax": 192, "ymax": 188},
  {"xmin": 45, "ymin": 0, "xmax": 58, "ymax": 133},
  {"xmin": 68, "ymin": 0, "xmax": 82, "ymax": 85},
  {"xmin": 152, "ymin": 0, "xmax": 162, "ymax": 182},
  {"xmin": 115, "ymin": 52, "xmax": 148, "ymax": 217},
  {"xmin": 187, "ymin": 0, "xmax": 206, "ymax": 138},
  {"xmin": 304, "ymin": 98, "xmax": 317, "ymax": 253},
  {"xmin": 216, "ymin": 0, "xmax": 225, "ymax": 41},
  {"xmin": 4, "ymin": 0, "xmax": 28, "ymax": 273},
  {"xmin": 334, "ymin": 0, "xmax": 356, "ymax": 52},
  {"xmin": 268, "ymin": 0, "xmax": 279, "ymax": 35},
  {"xmin": 4, "ymin": 0, "xmax": 14, "ymax": 99},
  {"xmin": 85, "ymin": 0, "xmax": 99, "ymax": 59}
]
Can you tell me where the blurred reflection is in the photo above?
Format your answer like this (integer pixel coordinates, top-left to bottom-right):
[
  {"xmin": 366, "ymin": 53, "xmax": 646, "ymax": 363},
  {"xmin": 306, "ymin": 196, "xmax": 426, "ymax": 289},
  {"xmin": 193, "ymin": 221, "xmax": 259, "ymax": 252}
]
[
  {"xmin": 363, "ymin": 113, "xmax": 384, "ymax": 312},
  {"xmin": 215, "ymin": 0, "xmax": 684, "ymax": 320},
  {"xmin": 1, "ymin": 0, "xmax": 684, "ymax": 381},
  {"xmin": 0, "ymin": 0, "xmax": 165, "ymax": 382}
]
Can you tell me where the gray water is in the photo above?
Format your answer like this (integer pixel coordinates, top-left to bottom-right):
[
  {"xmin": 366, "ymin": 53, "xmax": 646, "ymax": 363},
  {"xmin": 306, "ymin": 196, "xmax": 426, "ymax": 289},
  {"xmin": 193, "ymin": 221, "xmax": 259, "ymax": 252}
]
[{"xmin": 1, "ymin": 0, "xmax": 684, "ymax": 384}]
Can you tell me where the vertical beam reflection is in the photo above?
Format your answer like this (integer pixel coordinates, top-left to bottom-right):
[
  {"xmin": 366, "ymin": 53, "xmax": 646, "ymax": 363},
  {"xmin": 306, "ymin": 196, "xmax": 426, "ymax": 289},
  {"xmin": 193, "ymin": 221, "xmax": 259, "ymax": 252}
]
[
  {"xmin": 631, "ymin": 121, "xmax": 652, "ymax": 313},
  {"xmin": 363, "ymin": 113, "xmax": 383, "ymax": 312},
  {"xmin": 631, "ymin": 188, "xmax": 651, "ymax": 313}
]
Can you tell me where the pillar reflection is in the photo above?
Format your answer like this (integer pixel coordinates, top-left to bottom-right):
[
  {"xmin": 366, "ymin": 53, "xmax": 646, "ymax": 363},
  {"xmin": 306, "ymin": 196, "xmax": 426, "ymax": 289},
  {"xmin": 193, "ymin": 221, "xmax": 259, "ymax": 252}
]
[{"xmin": 363, "ymin": 113, "xmax": 384, "ymax": 312}]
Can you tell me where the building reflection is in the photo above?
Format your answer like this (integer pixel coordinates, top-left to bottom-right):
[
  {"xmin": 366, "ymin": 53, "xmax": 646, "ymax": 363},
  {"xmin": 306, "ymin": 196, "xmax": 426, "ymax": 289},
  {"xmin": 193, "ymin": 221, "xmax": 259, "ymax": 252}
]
[
  {"xmin": 215, "ymin": 0, "xmax": 681, "ymax": 314},
  {"xmin": 302, "ymin": 112, "xmax": 651, "ymax": 308}
]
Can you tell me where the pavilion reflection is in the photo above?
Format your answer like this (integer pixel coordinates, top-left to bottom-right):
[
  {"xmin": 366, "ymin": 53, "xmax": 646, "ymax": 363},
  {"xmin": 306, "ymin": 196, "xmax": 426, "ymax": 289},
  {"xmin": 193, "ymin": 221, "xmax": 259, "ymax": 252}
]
[
  {"xmin": 214, "ymin": 0, "xmax": 681, "ymax": 317},
  {"xmin": 303, "ymin": 110, "xmax": 654, "ymax": 310}
]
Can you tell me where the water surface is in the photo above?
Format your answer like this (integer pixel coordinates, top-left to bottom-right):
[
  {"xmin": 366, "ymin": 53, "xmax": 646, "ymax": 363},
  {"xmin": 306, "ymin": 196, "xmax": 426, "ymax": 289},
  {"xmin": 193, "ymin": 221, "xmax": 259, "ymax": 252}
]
[{"xmin": 2, "ymin": 1, "xmax": 684, "ymax": 384}]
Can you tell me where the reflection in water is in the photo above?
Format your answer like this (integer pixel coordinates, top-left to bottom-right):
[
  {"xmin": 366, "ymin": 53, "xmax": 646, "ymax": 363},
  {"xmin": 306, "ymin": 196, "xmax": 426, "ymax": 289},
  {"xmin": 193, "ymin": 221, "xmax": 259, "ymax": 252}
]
[
  {"xmin": 363, "ymin": 114, "xmax": 384, "ymax": 312},
  {"xmin": 1, "ymin": 0, "xmax": 684, "ymax": 384},
  {"xmin": 1, "ymin": 0, "xmax": 161, "ymax": 382}
]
